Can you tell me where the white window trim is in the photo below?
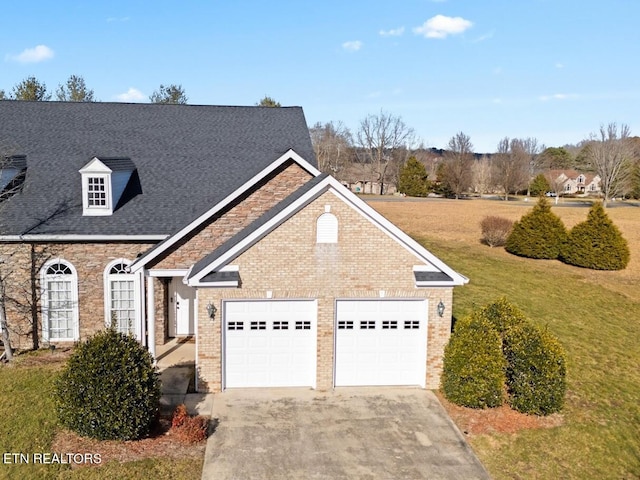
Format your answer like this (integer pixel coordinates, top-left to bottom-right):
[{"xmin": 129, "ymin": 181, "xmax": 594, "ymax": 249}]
[
  {"xmin": 40, "ymin": 259, "xmax": 79, "ymax": 342},
  {"xmin": 104, "ymin": 258, "xmax": 141, "ymax": 339},
  {"xmin": 82, "ymin": 173, "xmax": 112, "ymax": 215}
]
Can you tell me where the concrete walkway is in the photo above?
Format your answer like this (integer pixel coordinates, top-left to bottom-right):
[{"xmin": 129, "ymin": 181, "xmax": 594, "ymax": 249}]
[
  {"xmin": 201, "ymin": 388, "xmax": 490, "ymax": 480},
  {"xmin": 156, "ymin": 338, "xmax": 213, "ymax": 416}
]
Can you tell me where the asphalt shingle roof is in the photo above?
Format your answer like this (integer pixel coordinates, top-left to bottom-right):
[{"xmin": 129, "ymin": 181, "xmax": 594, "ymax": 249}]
[{"xmin": 0, "ymin": 101, "xmax": 315, "ymax": 236}]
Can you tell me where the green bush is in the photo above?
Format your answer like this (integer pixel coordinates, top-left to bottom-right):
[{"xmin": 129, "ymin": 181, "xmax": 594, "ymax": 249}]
[
  {"xmin": 472, "ymin": 297, "xmax": 528, "ymax": 336},
  {"xmin": 398, "ymin": 156, "xmax": 430, "ymax": 197},
  {"xmin": 441, "ymin": 316, "xmax": 506, "ymax": 409},
  {"xmin": 560, "ymin": 202, "xmax": 630, "ymax": 270},
  {"xmin": 54, "ymin": 328, "xmax": 161, "ymax": 440},
  {"xmin": 529, "ymin": 173, "xmax": 551, "ymax": 197},
  {"xmin": 506, "ymin": 197, "xmax": 567, "ymax": 259},
  {"xmin": 503, "ymin": 323, "xmax": 567, "ymax": 415}
]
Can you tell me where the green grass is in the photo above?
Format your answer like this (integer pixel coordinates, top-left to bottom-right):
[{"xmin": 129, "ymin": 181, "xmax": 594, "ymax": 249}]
[
  {"xmin": 0, "ymin": 356, "xmax": 203, "ymax": 480},
  {"xmin": 417, "ymin": 236, "xmax": 640, "ymax": 479}
]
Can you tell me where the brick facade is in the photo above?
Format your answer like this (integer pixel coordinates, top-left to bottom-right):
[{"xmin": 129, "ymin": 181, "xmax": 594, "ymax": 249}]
[
  {"xmin": 195, "ymin": 190, "xmax": 454, "ymax": 393},
  {"xmin": 149, "ymin": 161, "xmax": 312, "ymax": 270},
  {"xmin": 0, "ymin": 241, "xmax": 156, "ymax": 350}
]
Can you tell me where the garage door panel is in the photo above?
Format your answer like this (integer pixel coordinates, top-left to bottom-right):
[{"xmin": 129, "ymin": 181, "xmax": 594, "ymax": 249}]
[
  {"xmin": 335, "ymin": 300, "xmax": 427, "ymax": 387},
  {"xmin": 224, "ymin": 300, "xmax": 317, "ymax": 388}
]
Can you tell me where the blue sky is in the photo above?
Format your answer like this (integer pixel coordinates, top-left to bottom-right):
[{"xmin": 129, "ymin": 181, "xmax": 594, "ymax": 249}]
[{"xmin": 2, "ymin": 0, "xmax": 639, "ymax": 152}]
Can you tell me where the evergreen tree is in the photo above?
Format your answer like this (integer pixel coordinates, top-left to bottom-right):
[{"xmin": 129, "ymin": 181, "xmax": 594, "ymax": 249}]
[
  {"xmin": 398, "ymin": 156, "xmax": 430, "ymax": 197},
  {"xmin": 561, "ymin": 202, "xmax": 630, "ymax": 270},
  {"xmin": 506, "ymin": 197, "xmax": 567, "ymax": 259},
  {"xmin": 529, "ymin": 173, "xmax": 551, "ymax": 196}
]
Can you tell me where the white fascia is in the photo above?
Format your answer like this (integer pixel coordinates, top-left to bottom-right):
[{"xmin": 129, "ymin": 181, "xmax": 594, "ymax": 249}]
[
  {"xmin": 129, "ymin": 149, "xmax": 319, "ymax": 273},
  {"xmin": 0, "ymin": 234, "xmax": 168, "ymax": 242},
  {"xmin": 187, "ymin": 176, "xmax": 468, "ymax": 286}
]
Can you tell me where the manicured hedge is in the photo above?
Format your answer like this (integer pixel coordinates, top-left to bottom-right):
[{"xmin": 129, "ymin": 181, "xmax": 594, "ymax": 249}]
[
  {"xmin": 504, "ymin": 323, "xmax": 567, "ymax": 415},
  {"xmin": 442, "ymin": 298, "xmax": 567, "ymax": 416},
  {"xmin": 560, "ymin": 202, "xmax": 630, "ymax": 270},
  {"xmin": 506, "ymin": 197, "xmax": 567, "ymax": 259},
  {"xmin": 54, "ymin": 327, "xmax": 161, "ymax": 440},
  {"xmin": 441, "ymin": 316, "xmax": 506, "ymax": 409}
]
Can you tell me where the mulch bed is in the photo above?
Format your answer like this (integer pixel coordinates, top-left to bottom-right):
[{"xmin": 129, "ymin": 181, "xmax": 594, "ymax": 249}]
[{"xmin": 435, "ymin": 391, "xmax": 563, "ymax": 436}]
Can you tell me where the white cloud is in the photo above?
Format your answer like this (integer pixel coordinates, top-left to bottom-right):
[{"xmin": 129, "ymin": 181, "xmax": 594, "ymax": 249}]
[
  {"xmin": 492, "ymin": 66, "xmax": 503, "ymax": 75},
  {"xmin": 367, "ymin": 91, "xmax": 382, "ymax": 98},
  {"xmin": 379, "ymin": 27, "xmax": 405, "ymax": 37},
  {"xmin": 555, "ymin": 62, "xmax": 564, "ymax": 69},
  {"xmin": 539, "ymin": 93, "xmax": 578, "ymax": 101},
  {"xmin": 392, "ymin": 88, "xmax": 403, "ymax": 96},
  {"xmin": 7, "ymin": 45, "xmax": 54, "ymax": 63},
  {"xmin": 414, "ymin": 15, "xmax": 473, "ymax": 39},
  {"xmin": 115, "ymin": 88, "xmax": 145, "ymax": 102},
  {"xmin": 107, "ymin": 16, "xmax": 130, "ymax": 22},
  {"xmin": 342, "ymin": 40, "xmax": 363, "ymax": 52}
]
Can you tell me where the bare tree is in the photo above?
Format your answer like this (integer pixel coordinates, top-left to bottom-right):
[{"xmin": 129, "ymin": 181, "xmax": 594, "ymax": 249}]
[
  {"xmin": 583, "ymin": 123, "xmax": 635, "ymax": 207},
  {"xmin": 472, "ymin": 155, "xmax": 493, "ymax": 195},
  {"xmin": 309, "ymin": 121, "xmax": 353, "ymax": 180},
  {"xmin": 442, "ymin": 132, "xmax": 474, "ymax": 199},
  {"xmin": 492, "ymin": 137, "xmax": 531, "ymax": 200},
  {"xmin": 355, "ymin": 111, "xmax": 415, "ymax": 194}
]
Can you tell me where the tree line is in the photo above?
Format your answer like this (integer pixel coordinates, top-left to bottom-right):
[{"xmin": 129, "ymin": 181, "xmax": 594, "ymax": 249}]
[{"xmin": 310, "ymin": 114, "xmax": 640, "ymax": 207}]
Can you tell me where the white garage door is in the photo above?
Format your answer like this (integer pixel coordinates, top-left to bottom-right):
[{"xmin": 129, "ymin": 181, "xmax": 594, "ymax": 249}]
[
  {"xmin": 335, "ymin": 300, "xmax": 428, "ymax": 387},
  {"xmin": 224, "ymin": 300, "xmax": 317, "ymax": 388}
]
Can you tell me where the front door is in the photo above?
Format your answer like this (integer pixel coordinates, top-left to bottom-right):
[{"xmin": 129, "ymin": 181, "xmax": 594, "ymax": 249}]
[{"xmin": 169, "ymin": 278, "xmax": 196, "ymax": 336}]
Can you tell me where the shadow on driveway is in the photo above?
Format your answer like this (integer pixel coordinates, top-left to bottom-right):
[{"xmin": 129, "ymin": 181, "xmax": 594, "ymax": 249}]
[{"xmin": 202, "ymin": 388, "xmax": 490, "ymax": 480}]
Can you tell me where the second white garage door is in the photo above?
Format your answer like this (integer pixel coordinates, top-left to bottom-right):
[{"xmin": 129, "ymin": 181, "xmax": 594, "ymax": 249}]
[
  {"xmin": 335, "ymin": 299, "xmax": 428, "ymax": 387},
  {"xmin": 224, "ymin": 300, "xmax": 317, "ymax": 389}
]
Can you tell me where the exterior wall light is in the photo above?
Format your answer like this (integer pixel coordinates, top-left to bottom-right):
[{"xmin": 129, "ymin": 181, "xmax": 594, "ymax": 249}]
[
  {"xmin": 437, "ymin": 300, "xmax": 445, "ymax": 317},
  {"xmin": 206, "ymin": 302, "xmax": 217, "ymax": 321}
]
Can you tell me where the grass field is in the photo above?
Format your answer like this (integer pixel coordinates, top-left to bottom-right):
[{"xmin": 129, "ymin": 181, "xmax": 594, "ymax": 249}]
[
  {"xmin": 370, "ymin": 197, "xmax": 640, "ymax": 480},
  {"xmin": 0, "ymin": 354, "xmax": 203, "ymax": 480}
]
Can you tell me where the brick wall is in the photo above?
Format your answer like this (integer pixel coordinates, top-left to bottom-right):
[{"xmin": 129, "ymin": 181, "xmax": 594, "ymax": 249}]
[
  {"xmin": 196, "ymin": 190, "xmax": 456, "ymax": 392},
  {"xmin": 150, "ymin": 161, "xmax": 312, "ymax": 270},
  {"xmin": 0, "ymin": 241, "xmax": 159, "ymax": 350}
]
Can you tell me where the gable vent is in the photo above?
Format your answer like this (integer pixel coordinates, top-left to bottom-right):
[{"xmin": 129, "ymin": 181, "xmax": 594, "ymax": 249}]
[{"xmin": 316, "ymin": 212, "xmax": 338, "ymax": 243}]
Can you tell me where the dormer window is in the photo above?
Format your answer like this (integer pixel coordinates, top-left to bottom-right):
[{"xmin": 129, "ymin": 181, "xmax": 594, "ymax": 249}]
[{"xmin": 79, "ymin": 157, "xmax": 136, "ymax": 216}]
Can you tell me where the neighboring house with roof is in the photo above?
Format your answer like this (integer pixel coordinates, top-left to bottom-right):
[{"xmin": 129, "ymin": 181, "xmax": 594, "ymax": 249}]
[
  {"xmin": 547, "ymin": 170, "xmax": 601, "ymax": 195},
  {"xmin": 0, "ymin": 101, "xmax": 467, "ymax": 392}
]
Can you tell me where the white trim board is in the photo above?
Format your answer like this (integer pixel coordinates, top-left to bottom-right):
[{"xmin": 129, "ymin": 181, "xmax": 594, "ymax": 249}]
[
  {"xmin": 129, "ymin": 149, "xmax": 319, "ymax": 273},
  {"xmin": 188, "ymin": 176, "xmax": 468, "ymax": 287}
]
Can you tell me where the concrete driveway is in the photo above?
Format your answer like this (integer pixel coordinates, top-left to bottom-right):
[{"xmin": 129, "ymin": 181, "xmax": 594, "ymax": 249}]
[{"xmin": 201, "ymin": 388, "xmax": 490, "ymax": 480}]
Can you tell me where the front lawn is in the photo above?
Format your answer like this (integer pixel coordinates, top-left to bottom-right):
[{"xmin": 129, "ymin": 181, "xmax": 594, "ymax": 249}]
[
  {"xmin": 415, "ymin": 236, "xmax": 640, "ymax": 479},
  {"xmin": 0, "ymin": 353, "xmax": 204, "ymax": 480}
]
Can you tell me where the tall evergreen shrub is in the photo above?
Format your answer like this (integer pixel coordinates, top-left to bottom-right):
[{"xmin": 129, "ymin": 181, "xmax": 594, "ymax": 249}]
[
  {"xmin": 560, "ymin": 202, "xmax": 630, "ymax": 270},
  {"xmin": 441, "ymin": 316, "xmax": 505, "ymax": 409},
  {"xmin": 505, "ymin": 197, "xmax": 567, "ymax": 259},
  {"xmin": 398, "ymin": 156, "xmax": 430, "ymax": 197}
]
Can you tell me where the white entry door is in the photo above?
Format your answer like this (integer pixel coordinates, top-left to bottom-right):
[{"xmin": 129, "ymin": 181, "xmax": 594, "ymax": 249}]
[
  {"xmin": 169, "ymin": 278, "xmax": 196, "ymax": 336},
  {"xmin": 224, "ymin": 300, "xmax": 317, "ymax": 388},
  {"xmin": 335, "ymin": 299, "xmax": 428, "ymax": 387}
]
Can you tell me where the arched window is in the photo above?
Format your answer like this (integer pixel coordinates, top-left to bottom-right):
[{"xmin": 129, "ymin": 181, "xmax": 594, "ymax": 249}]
[
  {"xmin": 316, "ymin": 212, "xmax": 338, "ymax": 243},
  {"xmin": 104, "ymin": 259, "xmax": 137, "ymax": 336},
  {"xmin": 41, "ymin": 259, "xmax": 79, "ymax": 341}
]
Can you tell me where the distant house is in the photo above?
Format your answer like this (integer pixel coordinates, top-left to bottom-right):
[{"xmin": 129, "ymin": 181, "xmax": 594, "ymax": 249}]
[{"xmin": 547, "ymin": 170, "xmax": 601, "ymax": 195}]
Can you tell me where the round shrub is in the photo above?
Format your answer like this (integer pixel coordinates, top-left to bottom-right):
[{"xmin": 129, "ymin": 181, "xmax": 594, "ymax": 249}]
[
  {"xmin": 503, "ymin": 323, "xmax": 567, "ymax": 415},
  {"xmin": 441, "ymin": 316, "xmax": 506, "ymax": 409},
  {"xmin": 472, "ymin": 297, "xmax": 528, "ymax": 336},
  {"xmin": 505, "ymin": 197, "xmax": 567, "ymax": 259},
  {"xmin": 54, "ymin": 328, "xmax": 161, "ymax": 440},
  {"xmin": 560, "ymin": 202, "xmax": 630, "ymax": 270}
]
